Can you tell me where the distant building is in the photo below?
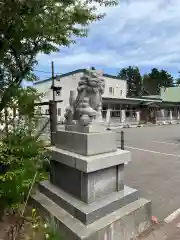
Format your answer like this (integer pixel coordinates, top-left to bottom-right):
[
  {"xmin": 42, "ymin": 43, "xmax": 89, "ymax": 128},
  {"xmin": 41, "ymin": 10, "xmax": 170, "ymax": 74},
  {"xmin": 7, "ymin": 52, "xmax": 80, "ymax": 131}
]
[
  {"xmin": 160, "ymin": 86, "xmax": 180, "ymax": 102},
  {"xmin": 34, "ymin": 69, "xmax": 128, "ymax": 121},
  {"xmin": 34, "ymin": 69, "xmax": 180, "ymax": 123}
]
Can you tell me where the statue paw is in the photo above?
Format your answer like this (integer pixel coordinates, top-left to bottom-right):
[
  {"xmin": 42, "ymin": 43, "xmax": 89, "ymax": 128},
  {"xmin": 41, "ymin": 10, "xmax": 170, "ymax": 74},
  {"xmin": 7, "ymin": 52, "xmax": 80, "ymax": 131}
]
[{"xmin": 79, "ymin": 114, "xmax": 91, "ymax": 126}]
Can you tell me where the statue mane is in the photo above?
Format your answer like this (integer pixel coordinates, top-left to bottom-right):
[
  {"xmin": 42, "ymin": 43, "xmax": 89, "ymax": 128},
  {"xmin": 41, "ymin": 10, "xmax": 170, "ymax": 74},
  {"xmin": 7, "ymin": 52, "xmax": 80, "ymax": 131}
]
[{"xmin": 64, "ymin": 69, "xmax": 105, "ymax": 126}]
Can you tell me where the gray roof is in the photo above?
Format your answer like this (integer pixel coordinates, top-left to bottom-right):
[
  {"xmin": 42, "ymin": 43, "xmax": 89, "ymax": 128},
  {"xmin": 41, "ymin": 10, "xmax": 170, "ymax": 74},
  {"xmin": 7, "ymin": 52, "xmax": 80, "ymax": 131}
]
[{"xmin": 34, "ymin": 68, "xmax": 124, "ymax": 85}]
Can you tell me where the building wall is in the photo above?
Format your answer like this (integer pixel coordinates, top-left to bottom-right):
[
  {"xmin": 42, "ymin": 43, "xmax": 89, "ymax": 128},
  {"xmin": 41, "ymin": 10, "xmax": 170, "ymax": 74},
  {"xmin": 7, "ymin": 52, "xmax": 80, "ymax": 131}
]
[
  {"xmin": 161, "ymin": 87, "xmax": 180, "ymax": 102},
  {"xmin": 34, "ymin": 70, "xmax": 126, "ymax": 121},
  {"xmin": 34, "ymin": 80, "xmax": 52, "ymax": 116},
  {"xmin": 35, "ymin": 72, "xmax": 83, "ymax": 121},
  {"xmin": 103, "ymin": 76, "xmax": 126, "ymax": 99},
  {"xmin": 57, "ymin": 72, "xmax": 83, "ymax": 120}
]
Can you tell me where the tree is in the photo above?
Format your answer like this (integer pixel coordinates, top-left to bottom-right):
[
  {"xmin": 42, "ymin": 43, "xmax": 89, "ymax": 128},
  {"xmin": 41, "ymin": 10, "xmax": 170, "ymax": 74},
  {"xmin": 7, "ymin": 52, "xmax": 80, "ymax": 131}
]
[
  {"xmin": 143, "ymin": 68, "xmax": 174, "ymax": 95},
  {"xmin": 176, "ymin": 78, "xmax": 180, "ymax": 86},
  {"xmin": 142, "ymin": 74, "xmax": 151, "ymax": 95},
  {"xmin": 174, "ymin": 72, "xmax": 180, "ymax": 86},
  {"xmin": 143, "ymin": 69, "xmax": 159, "ymax": 95},
  {"xmin": 15, "ymin": 87, "xmax": 41, "ymax": 118},
  {"xmin": 0, "ymin": 0, "xmax": 118, "ymax": 112},
  {"xmin": 0, "ymin": 86, "xmax": 42, "ymax": 137},
  {"xmin": 118, "ymin": 66, "xmax": 143, "ymax": 97},
  {"xmin": 159, "ymin": 69, "xmax": 174, "ymax": 88}
]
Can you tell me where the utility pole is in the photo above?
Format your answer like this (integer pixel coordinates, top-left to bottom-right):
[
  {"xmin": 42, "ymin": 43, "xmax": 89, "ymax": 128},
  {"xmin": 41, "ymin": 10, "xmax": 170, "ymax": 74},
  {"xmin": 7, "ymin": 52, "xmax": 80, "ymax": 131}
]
[
  {"xmin": 51, "ymin": 61, "xmax": 55, "ymax": 102},
  {"xmin": 49, "ymin": 61, "xmax": 57, "ymax": 145}
]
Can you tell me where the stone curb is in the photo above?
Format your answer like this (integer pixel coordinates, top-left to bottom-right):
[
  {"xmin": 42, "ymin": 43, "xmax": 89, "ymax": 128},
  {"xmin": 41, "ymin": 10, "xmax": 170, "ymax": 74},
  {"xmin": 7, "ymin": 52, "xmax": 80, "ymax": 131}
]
[
  {"xmin": 164, "ymin": 208, "xmax": 180, "ymax": 223},
  {"xmin": 138, "ymin": 208, "xmax": 180, "ymax": 239}
]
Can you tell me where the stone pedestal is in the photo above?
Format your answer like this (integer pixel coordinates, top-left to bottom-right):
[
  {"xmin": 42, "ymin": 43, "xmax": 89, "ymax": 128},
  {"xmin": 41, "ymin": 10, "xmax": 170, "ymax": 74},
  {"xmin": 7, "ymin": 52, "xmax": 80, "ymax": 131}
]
[{"xmin": 32, "ymin": 129, "xmax": 152, "ymax": 240}]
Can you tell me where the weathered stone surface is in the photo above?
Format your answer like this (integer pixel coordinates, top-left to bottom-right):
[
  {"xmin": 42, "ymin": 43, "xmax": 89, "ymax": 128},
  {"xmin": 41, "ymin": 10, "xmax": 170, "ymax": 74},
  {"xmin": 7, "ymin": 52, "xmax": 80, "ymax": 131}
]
[
  {"xmin": 31, "ymin": 191, "xmax": 151, "ymax": 240},
  {"xmin": 32, "ymin": 103, "xmax": 152, "ymax": 239},
  {"xmin": 50, "ymin": 161, "xmax": 82, "ymax": 200},
  {"xmin": 64, "ymin": 69, "xmax": 105, "ymax": 129},
  {"xmin": 53, "ymin": 130, "xmax": 117, "ymax": 156},
  {"xmin": 49, "ymin": 162, "xmax": 125, "ymax": 203},
  {"xmin": 39, "ymin": 180, "xmax": 139, "ymax": 224},
  {"xmin": 65, "ymin": 123, "xmax": 106, "ymax": 133},
  {"xmin": 49, "ymin": 146, "xmax": 131, "ymax": 173}
]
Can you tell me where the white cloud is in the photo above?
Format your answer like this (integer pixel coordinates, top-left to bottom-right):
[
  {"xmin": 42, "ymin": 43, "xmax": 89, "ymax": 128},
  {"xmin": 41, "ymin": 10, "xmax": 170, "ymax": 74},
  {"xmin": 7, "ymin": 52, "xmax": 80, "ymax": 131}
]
[{"xmin": 36, "ymin": 0, "xmax": 180, "ymax": 78}]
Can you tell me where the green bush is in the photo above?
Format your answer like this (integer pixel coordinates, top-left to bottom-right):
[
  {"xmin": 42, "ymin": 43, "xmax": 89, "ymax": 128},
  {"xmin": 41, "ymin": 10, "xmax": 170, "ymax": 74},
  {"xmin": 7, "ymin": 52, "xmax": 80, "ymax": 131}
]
[
  {"xmin": 44, "ymin": 216, "xmax": 65, "ymax": 240},
  {"xmin": 0, "ymin": 123, "xmax": 48, "ymax": 212},
  {"xmin": 30, "ymin": 209, "xmax": 65, "ymax": 239}
]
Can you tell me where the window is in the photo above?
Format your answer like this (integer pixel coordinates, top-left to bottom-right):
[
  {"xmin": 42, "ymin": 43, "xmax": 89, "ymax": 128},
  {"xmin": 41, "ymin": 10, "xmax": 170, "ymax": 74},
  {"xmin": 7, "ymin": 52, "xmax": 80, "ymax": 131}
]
[
  {"xmin": 120, "ymin": 90, "xmax": 123, "ymax": 96},
  {"xmin": 109, "ymin": 87, "xmax": 114, "ymax": 95},
  {"xmin": 57, "ymin": 108, "xmax": 61, "ymax": 116}
]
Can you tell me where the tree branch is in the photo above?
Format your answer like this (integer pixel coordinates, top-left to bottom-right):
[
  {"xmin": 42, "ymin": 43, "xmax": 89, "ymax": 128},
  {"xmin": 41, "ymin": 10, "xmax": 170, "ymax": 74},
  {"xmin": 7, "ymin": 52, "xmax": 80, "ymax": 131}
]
[{"xmin": 0, "ymin": 43, "xmax": 39, "ymax": 112}]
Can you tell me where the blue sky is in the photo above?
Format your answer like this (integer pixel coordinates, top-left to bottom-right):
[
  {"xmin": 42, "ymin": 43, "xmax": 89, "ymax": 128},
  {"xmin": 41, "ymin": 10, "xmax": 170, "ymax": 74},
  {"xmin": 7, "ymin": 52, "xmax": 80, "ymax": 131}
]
[{"xmin": 34, "ymin": 0, "xmax": 180, "ymax": 81}]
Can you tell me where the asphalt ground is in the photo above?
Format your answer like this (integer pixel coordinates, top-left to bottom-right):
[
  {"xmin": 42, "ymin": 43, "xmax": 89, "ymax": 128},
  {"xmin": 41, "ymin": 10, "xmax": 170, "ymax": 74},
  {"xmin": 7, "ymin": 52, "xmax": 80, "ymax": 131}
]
[{"xmin": 116, "ymin": 124, "xmax": 180, "ymax": 220}]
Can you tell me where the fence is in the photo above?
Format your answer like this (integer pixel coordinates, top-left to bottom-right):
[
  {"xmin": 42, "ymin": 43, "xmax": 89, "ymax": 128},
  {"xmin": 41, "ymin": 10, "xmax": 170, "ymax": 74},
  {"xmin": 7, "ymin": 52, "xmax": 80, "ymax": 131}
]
[
  {"xmin": 0, "ymin": 107, "xmax": 19, "ymax": 137},
  {"xmin": 0, "ymin": 101, "xmax": 60, "ymax": 146}
]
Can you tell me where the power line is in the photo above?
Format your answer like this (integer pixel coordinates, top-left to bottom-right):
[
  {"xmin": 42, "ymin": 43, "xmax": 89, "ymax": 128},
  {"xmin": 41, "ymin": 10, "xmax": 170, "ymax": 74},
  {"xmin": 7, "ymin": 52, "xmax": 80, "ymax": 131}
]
[
  {"xmin": 34, "ymin": 69, "xmax": 63, "ymax": 75},
  {"xmin": 34, "ymin": 68, "xmax": 77, "ymax": 82}
]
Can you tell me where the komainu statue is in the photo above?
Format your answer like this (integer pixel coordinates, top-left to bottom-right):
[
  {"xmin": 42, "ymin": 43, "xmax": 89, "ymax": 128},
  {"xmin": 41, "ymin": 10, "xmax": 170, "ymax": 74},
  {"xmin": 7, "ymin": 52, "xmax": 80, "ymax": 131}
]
[{"xmin": 64, "ymin": 69, "xmax": 105, "ymax": 127}]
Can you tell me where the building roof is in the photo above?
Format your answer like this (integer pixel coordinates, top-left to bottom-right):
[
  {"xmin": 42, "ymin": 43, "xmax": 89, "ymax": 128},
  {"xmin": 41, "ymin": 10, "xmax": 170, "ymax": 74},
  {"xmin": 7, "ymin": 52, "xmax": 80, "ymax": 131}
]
[
  {"xmin": 141, "ymin": 95, "xmax": 162, "ymax": 100},
  {"xmin": 103, "ymin": 96, "xmax": 162, "ymax": 106},
  {"xmin": 126, "ymin": 97, "xmax": 162, "ymax": 102},
  {"xmin": 34, "ymin": 68, "xmax": 124, "ymax": 85},
  {"xmin": 140, "ymin": 101, "xmax": 161, "ymax": 108}
]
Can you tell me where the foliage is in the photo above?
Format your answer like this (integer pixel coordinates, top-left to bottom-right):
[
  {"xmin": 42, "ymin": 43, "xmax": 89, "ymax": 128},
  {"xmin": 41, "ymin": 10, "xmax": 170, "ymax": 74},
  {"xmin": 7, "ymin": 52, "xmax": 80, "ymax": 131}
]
[
  {"xmin": 0, "ymin": 123, "xmax": 48, "ymax": 212},
  {"xmin": 15, "ymin": 87, "xmax": 42, "ymax": 118},
  {"xmin": 143, "ymin": 68, "xmax": 174, "ymax": 95},
  {"xmin": 0, "ymin": 86, "xmax": 43, "ymax": 137},
  {"xmin": 174, "ymin": 72, "xmax": 180, "ymax": 86},
  {"xmin": 143, "ymin": 73, "xmax": 156, "ymax": 95},
  {"xmin": 118, "ymin": 66, "xmax": 142, "ymax": 97},
  {"xmin": 118, "ymin": 66, "xmax": 175, "ymax": 97},
  {"xmin": 30, "ymin": 208, "xmax": 65, "ymax": 239},
  {"xmin": 31, "ymin": 208, "xmax": 41, "ymax": 230},
  {"xmin": 43, "ymin": 216, "xmax": 65, "ymax": 240},
  {"xmin": 160, "ymin": 70, "xmax": 174, "ymax": 88},
  {"xmin": 0, "ymin": 0, "xmax": 118, "ymax": 111},
  {"xmin": 176, "ymin": 78, "xmax": 180, "ymax": 85}
]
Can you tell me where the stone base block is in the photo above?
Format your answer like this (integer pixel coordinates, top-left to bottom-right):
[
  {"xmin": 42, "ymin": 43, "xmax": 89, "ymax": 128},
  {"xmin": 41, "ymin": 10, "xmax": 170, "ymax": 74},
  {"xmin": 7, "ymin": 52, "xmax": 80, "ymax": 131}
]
[
  {"xmin": 53, "ymin": 130, "xmax": 117, "ymax": 156},
  {"xmin": 48, "ymin": 146, "xmax": 131, "ymax": 173},
  {"xmin": 31, "ymin": 191, "xmax": 152, "ymax": 240},
  {"xmin": 39, "ymin": 180, "xmax": 139, "ymax": 225},
  {"xmin": 50, "ymin": 162, "xmax": 125, "ymax": 203},
  {"xmin": 48, "ymin": 147, "xmax": 130, "ymax": 204},
  {"xmin": 65, "ymin": 123, "xmax": 106, "ymax": 133}
]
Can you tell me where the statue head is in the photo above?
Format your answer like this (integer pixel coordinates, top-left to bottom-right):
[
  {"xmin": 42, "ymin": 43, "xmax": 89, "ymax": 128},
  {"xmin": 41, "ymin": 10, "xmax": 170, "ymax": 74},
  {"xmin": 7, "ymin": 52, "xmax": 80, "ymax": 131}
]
[{"xmin": 77, "ymin": 69, "xmax": 105, "ymax": 95}]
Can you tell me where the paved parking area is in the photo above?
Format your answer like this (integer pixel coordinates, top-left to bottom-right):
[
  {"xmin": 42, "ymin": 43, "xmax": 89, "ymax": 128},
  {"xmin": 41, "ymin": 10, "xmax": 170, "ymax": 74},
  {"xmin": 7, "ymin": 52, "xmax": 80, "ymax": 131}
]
[{"xmin": 116, "ymin": 125, "xmax": 180, "ymax": 221}]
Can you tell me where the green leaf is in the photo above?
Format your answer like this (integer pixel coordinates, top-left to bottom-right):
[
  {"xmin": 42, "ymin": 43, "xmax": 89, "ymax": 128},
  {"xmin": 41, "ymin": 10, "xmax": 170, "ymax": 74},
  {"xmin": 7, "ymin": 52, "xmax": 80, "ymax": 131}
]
[{"xmin": 0, "ymin": 0, "xmax": 118, "ymax": 111}]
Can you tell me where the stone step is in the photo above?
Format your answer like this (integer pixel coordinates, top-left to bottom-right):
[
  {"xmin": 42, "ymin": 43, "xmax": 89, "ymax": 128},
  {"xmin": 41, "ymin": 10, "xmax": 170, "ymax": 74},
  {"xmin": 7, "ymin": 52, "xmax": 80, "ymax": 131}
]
[
  {"xmin": 39, "ymin": 180, "xmax": 139, "ymax": 225},
  {"xmin": 31, "ymin": 190, "xmax": 151, "ymax": 240}
]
